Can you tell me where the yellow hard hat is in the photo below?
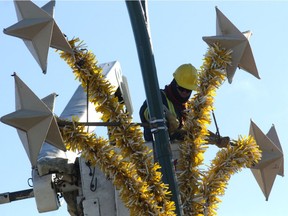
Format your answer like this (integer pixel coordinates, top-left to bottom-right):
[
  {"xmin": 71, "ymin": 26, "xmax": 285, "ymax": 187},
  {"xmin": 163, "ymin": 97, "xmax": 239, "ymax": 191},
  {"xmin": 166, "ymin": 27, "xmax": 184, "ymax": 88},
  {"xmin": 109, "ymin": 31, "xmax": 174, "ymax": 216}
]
[{"xmin": 173, "ymin": 64, "xmax": 198, "ymax": 91}]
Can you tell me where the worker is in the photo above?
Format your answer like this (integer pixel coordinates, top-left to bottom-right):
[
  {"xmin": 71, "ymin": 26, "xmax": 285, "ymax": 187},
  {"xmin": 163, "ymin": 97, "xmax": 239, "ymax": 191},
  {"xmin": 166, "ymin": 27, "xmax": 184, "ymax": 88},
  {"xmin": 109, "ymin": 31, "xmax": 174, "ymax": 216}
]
[{"xmin": 139, "ymin": 63, "xmax": 230, "ymax": 148}]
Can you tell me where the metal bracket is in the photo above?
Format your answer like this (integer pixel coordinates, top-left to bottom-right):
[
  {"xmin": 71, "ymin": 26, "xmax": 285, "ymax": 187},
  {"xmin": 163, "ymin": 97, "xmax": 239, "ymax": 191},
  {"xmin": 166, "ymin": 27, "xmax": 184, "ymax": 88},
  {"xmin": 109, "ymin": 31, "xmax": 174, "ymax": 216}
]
[{"xmin": 150, "ymin": 118, "xmax": 167, "ymax": 133}]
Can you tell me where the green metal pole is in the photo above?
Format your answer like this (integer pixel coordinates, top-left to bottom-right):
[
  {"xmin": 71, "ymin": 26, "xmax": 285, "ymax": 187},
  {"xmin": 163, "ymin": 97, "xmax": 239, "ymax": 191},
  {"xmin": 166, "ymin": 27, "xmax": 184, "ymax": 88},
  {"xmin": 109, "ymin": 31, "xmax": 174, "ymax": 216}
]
[{"xmin": 126, "ymin": 1, "xmax": 182, "ymax": 215}]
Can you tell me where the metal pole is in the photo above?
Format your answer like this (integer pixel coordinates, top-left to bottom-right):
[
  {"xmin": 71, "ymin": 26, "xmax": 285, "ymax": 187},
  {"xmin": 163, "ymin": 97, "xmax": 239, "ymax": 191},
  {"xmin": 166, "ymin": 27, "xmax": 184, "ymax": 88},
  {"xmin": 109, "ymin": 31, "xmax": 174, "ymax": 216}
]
[
  {"xmin": 0, "ymin": 189, "xmax": 34, "ymax": 204},
  {"xmin": 57, "ymin": 120, "xmax": 121, "ymax": 127},
  {"xmin": 125, "ymin": 1, "xmax": 182, "ymax": 215},
  {"xmin": 57, "ymin": 120, "xmax": 149, "ymax": 127}
]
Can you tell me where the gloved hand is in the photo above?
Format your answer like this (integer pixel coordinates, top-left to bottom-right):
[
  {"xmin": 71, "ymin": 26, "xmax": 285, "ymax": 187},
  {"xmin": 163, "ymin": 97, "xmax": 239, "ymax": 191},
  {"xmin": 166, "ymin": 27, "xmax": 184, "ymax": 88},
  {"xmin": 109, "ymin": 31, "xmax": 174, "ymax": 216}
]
[
  {"xmin": 163, "ymin": 106, "xmax": 188, "ymax": 141},
  {"xmin": 163, "ymin": 106, "xmax": 179, "ymax": 134},
  {"xmin": 208, "ymin": 131, "xmax": 230, "ymax": 148},
  {"xmin": 215, "ymin": 136, "xmax": 230, "ymax": 148}
]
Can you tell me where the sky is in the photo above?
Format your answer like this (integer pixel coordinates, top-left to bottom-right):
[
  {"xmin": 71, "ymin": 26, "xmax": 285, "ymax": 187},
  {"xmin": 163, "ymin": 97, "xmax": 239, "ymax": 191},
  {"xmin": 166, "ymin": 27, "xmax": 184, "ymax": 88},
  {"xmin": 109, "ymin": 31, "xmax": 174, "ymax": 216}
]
[{"xmin": 0, "ymin": 0, "xmax": 287, "ymax": 215}]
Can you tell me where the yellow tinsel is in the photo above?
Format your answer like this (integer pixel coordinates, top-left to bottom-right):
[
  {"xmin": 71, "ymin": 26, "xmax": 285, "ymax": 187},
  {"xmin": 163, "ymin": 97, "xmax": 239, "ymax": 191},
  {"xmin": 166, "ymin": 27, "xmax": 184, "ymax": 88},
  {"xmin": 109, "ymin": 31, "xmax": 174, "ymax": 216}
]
[
  {"xmin": 58, "ymin": 37, "xmax": 261, "ymax": 216},
  {"xmin": 60, "ymin": 123, "xmax": 160, "ymax": 215},
  {"xmin": 58, "ymin": 38, "xmax": 175, "ymax": 215},
  {"xmin": 202, "ymin": 136, "xmax": 261, "ymax": 216},
  {"xmin": 177, "ymin": 43, "xmax": 230, "ymax": 215}
]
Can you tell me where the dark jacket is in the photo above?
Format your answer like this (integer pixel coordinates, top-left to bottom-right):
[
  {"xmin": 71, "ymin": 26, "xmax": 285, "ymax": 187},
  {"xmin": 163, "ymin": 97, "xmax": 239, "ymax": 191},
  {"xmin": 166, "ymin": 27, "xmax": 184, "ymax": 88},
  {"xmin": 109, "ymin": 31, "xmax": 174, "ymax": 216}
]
[{"xmin": 139, "ymin": 79, "xmax": 190, "ymax": 141}]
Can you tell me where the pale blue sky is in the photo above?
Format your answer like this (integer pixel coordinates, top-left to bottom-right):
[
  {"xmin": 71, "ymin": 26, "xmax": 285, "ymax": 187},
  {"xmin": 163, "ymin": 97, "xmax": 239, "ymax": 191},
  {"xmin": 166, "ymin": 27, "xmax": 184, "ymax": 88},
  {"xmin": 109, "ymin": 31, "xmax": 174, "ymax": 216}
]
[{"xmin": 0, "ymin": 1, "xmax": 287, "ymax": 215}]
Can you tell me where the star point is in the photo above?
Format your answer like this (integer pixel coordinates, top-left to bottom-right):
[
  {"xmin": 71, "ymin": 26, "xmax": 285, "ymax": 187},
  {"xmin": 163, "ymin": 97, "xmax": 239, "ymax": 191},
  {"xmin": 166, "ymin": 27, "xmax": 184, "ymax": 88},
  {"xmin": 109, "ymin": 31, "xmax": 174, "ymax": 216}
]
[
  {"xmin": 249, "ymin": 120, "xmax": 283, "ymax": 201},
  {"xmin": 4, "ymin": 0, "xmax": 73, "ymax": 74},
  {"xmin": 203, "ymin": 7, "xmax": 260, "ymax": 83},
  {"xmin": 0, "ymin": 74, "xmax": 66, "ymax": 166}
]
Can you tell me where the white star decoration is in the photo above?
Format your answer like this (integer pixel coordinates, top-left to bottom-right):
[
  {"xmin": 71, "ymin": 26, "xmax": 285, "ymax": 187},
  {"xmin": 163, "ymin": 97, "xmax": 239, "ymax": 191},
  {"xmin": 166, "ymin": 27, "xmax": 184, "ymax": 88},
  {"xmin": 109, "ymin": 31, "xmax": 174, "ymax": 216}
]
[
  {"xmin": 249, "ymin": 120, "xmax": 284, "ymax": 201},
  {"xmin": 203, "ymin": 7, "xmax": 260, "ymax": 83},
  {"xmin": 0, "ymin": 74, "xmax": 66, "ymax": 167},
  {"xmin": 3, "ymin": 0, "xmax": 73, "ymax": 74}
]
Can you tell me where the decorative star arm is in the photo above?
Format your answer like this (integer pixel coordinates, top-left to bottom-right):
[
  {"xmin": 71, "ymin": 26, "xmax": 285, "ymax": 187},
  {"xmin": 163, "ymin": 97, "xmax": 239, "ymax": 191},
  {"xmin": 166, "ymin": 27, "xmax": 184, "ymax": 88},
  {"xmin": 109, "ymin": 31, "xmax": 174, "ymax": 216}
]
[
  {"xmin": 3, "ymin": 0, "xmax": 73, "ymax": 74},
  {"xmin": 249, "ymin": 119, "xmax": 283, "ymax": 201},
  {"xmin": 202, "ymin": 7, "xmax": 260, "ymax": 83},
  {"xmin": 0, "ymin": 73, "xmax": 66, "ymax": 166}
]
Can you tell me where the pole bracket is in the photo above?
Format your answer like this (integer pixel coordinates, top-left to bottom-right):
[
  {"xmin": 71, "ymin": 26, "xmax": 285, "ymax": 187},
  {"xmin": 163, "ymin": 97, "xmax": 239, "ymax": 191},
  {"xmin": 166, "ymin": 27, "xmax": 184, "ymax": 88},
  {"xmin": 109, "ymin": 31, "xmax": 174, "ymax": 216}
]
[{"xmin": 150, "ymin": 118, "xmax": 167, "ymax": 133}]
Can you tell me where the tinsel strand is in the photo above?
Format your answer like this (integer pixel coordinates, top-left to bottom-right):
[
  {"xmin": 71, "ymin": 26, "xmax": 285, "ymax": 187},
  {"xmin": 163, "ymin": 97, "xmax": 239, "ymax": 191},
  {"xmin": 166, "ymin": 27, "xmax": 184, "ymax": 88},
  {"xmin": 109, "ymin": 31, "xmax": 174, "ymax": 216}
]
[
  {"xmin": 177, "ymin": 43, "xmax": 231, "ymax": 215},
  {"xmin": 202, "ymin": 136, "xmax": 261, "ymax": 216},
  {"xmin": 60, "ymin": 122, "xmax": 161, "ymax": 215},
  {"xmin": 58, "ymin": 38, "xmax": 175, "ymax": 215}
]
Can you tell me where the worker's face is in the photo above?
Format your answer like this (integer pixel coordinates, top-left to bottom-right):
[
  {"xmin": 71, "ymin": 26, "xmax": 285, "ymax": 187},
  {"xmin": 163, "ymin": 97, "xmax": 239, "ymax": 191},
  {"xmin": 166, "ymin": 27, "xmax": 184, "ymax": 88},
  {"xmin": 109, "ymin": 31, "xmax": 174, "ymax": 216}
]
[{"xmin": 176, "ymin": 84, "xmax": 192, "ymax": 98}]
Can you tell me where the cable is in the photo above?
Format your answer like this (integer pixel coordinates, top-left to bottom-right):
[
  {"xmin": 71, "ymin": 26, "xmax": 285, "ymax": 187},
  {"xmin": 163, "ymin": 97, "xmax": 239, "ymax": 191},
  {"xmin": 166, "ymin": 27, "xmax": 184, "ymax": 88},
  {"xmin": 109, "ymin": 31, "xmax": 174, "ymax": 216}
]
[
  {"xmin": 212, "ymin": 110, "xmax": 221, "ymax": 138},
  {"xmin": 85, "ymin": 161, "xmax": 97, "ymax": 192},
  {"xmin": 27, "ymin": 178, "xmax": 33, "ymax": 187},
  {"xmin": 89, "ymin": 167, "xmax": 97, "ymax": 192}
]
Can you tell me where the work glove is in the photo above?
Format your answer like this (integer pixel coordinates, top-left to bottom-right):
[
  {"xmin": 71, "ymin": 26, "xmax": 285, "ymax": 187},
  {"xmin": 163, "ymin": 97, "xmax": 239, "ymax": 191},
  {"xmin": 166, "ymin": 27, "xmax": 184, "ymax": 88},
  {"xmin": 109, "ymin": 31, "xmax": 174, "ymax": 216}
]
[
  {"xmin": 163, "ymin": 105, "xmax": 180, "ymax": 134},
  {"xmin": 215, "ymin": 136, "xmax": 230, "ymax": 148},
  {"xmin": 163, "ymin": 106, "xmax": 187, "ymax": 141},
  {"xmin": 208, "ymin": 131, "xmax": 230, "ymax": 148}
]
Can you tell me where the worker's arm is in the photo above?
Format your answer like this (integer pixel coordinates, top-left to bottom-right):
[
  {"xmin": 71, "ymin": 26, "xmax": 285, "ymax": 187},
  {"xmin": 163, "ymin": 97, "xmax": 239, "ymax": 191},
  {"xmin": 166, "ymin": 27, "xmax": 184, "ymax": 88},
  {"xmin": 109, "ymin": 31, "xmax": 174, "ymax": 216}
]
[
  {"xmin": 165, "ymin": 109, "xmax": 230, "ymax": 147},
  {"xmin": 164, "ymin": 107, "xmax": 230, "ymax": 147}
]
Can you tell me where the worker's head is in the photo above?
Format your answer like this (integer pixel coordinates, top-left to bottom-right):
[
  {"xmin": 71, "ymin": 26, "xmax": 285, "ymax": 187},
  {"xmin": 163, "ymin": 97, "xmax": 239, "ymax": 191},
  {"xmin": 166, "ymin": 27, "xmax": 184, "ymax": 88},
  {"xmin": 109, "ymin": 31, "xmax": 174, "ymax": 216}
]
[
  {"xmin": 172, "ymin": 64, "xmax": 198, "ymax": 98},
  {"xmin": 173, "ymin": 64, "xmax": 198, "ymax": 91}
]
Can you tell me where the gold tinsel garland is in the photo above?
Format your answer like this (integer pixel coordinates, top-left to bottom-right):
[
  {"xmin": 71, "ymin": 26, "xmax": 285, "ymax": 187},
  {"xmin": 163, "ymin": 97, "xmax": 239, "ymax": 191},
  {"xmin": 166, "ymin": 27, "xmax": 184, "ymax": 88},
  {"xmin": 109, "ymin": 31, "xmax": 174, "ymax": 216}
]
[
  {"xmin": 177, "ymin": 43, "xmax": 261, "ymax": 215},
  {"xmin": 58, "ymin": 37, "xmax": 261, "ymax": 215},
  {"xmin": 177, "ymin": 43, "xmax": 229, "ymax": 215},
  {"xmin": 202, "ymin": 136, "xmax": 261, "ymax": 216},
  {"xmin": 58, "ymin": 38, "xmax": 175, "ymax": 215},
  {"xmin": 60, "ymin": 121, "xmax": 158, "ymax": 215}
]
